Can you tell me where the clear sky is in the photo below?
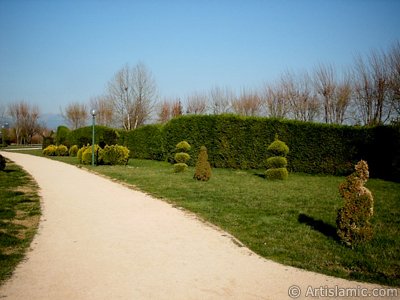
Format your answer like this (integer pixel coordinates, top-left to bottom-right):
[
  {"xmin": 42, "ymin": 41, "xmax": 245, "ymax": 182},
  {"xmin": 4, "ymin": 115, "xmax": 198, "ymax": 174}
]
[{"xmin": 1, "ymin": 0, "xmax": 399, "ymax": 114}]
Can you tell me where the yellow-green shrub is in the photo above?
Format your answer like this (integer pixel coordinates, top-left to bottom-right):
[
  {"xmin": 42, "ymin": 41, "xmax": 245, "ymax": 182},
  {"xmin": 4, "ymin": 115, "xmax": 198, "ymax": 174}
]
[
  {"xmin": 81, "ymin": 145, "xmax": 103, "ymax": 165},
  {"xmin": 266, "ymin": 135, "xmax": 289, "ymax": 180},
  {"xmin": 77, "ymin": 145, "xmax": 90, "ymax": 163},
  {"xmin": 56, "ymin": 145, "xmax": 69, "ymax": 156},
  {"xmin": 174, "ymin": 141, "xmax": 191, "ymax": 172},
  {"xmin": 43, "ymin": 145, "xmax": 57, "ymax": 156},
  {"xmin": 336, "ymin": 160, "xmax": 374, "ymax": 247},
  {"xmin": 69, "ymin": 145, "xmax": 79, "ymax": 157},
  {"xmin": 194, "ymin": 146, "xmax": 212, "ymax": 181},
  {"xmin": 102, "ymin": 145, "xmax": 130, "ymax": 165}
]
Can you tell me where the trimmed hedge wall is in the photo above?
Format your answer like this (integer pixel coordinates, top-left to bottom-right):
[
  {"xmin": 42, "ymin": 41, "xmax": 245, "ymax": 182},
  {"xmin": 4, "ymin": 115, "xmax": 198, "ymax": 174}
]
[
  {"xmin": 125, "ymin": 124, "xmax": 164, "ymax": 160},
  {"xmin": 62, "ymin": 115, "xmax": 400, "ymax": 181},
  {"xmin": 66, "ymin": 126, "xmax": 119, "ymax": 148}
]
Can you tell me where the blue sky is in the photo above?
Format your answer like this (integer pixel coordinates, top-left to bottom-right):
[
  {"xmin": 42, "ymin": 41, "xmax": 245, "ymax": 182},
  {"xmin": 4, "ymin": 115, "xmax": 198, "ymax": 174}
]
[{"xmin": 1, "ymin": 0, "xmax": 399, "ymax": 114}]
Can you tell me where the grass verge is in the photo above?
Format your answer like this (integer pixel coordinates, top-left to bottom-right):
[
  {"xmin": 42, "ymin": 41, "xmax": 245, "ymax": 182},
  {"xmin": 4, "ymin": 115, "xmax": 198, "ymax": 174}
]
[
  {"xmin": 0, "ymin": 158, "xmax": 41, "ymax": 284},
  {"xmin": 20, "ymin": 150, "xmax": 400, "ymax": 286}
]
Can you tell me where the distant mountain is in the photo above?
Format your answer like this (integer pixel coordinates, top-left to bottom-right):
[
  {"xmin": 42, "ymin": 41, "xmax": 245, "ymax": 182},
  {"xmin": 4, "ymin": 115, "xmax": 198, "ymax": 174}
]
[{"xmin": 40, "ymin": 113, "xmax": 66, "ymax": 130}]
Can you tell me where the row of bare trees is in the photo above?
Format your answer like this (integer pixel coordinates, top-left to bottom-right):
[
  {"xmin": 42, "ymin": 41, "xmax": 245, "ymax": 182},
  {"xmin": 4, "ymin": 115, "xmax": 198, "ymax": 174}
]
[
  {"xmin": 61, "ymin": 42, "xmax": 399, "ymax": 129},
  {"xmin": 157, "ymin": 42, "xmax": 400, "ymax": 125},
  {"xmin": 62, "ymin": 62, "xmax": 157, "ymax": 130},
  {"xmin": 6, "ymin": 102, "xmax": 41, "ymax": 144}
]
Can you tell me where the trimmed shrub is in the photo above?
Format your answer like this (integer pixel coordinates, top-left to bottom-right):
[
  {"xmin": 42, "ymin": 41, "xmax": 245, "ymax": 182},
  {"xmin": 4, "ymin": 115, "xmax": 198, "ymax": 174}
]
[
  {"xmin": 125, "ymin": 125, "xmax": 164, "ymax": 160},
  {"xmin": 336, "ymin": 160, "xmax": 374, "ymax": 247},
  {"xmin": 266, "ymin": 136, "xmax": 289, "ymax": 180},
  {"xmin": 174, "ymin": 140, "xmax": 191, "ymax": 172},
  {"xmin": 55, "ymin": 126, "xmax": 70, "ymax": 146},
  {"xmin": 69, "ymin": 145, "xmax": 79, "ymax": 157},
  {"xmin": 43, "ymin": 145, "xmax": 58, "ymax": 156},
  {"xmin": 81, "ymin": 145, "xmax": 103, "ymax": 165},
  {"xmin": 67, "ymin": 126, "xmax": 119, "ymax": 148},
  {"xmin": 174, "ymin": 163, "xmax": 188, "ymax": 173},
  {"xmin": 194, "ymin": 146, "xmax": 212, "ymax": 181},
  {"xmin": 265, "ymin": 168, "xmax": 289, "ymax": 180},
  {"xmin": 77, "ymin": 145, "xmax": 90, "ymax": 163},
  {"xmin": 0, "ymin": 154, "xmax": 6, "ymax": 171},
  {"xmin": 102, "ymin": 145, "xmax": 130, "ymax": 165},
  {"xmin": 56, "ymin": 145, "xmax": 69, "ymax": 156},
  {"xmin": 174, "ymin": 152, "xmax": 190, "ymax": 163},
  {"xmin": 266, "ymin": 156, "xmax": 287, "ymax": 169},
  {"xmin": 176, "ymin": 141, "xmax": 191, "ymax": 152}
]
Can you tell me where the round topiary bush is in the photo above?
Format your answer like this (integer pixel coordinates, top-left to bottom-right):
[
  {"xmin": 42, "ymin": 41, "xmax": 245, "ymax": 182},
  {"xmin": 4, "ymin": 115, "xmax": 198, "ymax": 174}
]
[
  {"xmin": 56, "ymin": 145, "xmax": 69, "ymax": 156},
  {"xmin": 194, "ymin": 146, "xmax": 212, "ymax": 181},
  {"xmin": 77, "ymin": 145, "xmax": 90, "ymax": 163},
  {"xmin": 69, "ymin": 145, "xmax": 79, "ymax": 157},
  {"xmin": 43, "ymin": 145, "xmax": 57, "ymax": 156},
  {"xmin": 81, "ymin": 145, "xmax": 103, "ymax": 165},
  {"xmin": 266, "ymin": 156, "xmax": 287, "ymax": 169},
  {"xmin": 0, "ymin": 154, "xmax": 6, "ymax": 171},
  {"xmin": 265, "ymin": 135, "xmax": 289, "ymax": 180},
  {"xmin": 102, "ymin": 145, "xmax": 130, "ymax": 165},
  {"xmin": 174, "ymin": 140, "xmax": 191, "ymax": 173}
]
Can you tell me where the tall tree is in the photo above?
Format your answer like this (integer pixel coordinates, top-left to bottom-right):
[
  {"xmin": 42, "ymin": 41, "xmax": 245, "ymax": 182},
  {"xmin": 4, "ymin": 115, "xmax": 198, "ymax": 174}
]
[
  {"xmin": 232, "ymin": 88, "xmax": 262, "ymax": 116},
  {"xmin": 108, "ymin": 63, "xmax": 157, "ymax": 130},
  {"xmin": 186, "ymin": 92, "xmax": 208, "ymax": 114},
  {"xmin": 262, "ymin": 83, "xmax": 290, "ymax": 118},
  {"xmin": 8, "ymin": 101, "xmax": 40, "ymax": 144},
  {"xmin": 90, "ymin": 95, "xmax": 114, "ymax": 127},
  {"xmin": 157, "ymin": 100, "xmax": 172, "ymax": 124},
  {"xmin": 209, "ymin": 86, "xmax": 233, "ymax": 114},
  {"xmin": 61, "ymin": 102, "xmax": 88, "ymax": 129}
]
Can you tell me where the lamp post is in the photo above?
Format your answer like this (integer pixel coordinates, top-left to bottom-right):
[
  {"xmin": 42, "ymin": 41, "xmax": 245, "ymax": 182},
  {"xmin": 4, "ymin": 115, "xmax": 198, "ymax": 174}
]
[{"xmin": 91, "ymin": 109, "xmax": 96, "ymax": 166}]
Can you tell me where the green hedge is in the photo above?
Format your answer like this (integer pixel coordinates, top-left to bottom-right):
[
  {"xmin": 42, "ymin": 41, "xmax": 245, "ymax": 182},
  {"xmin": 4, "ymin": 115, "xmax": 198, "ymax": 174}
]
[
  {"xmin": 55, "ymin": 126, "xmax": 70, "ymax": 146},
  {"xmin": 66, "ymin": 126, "xmax": 120, "ymax": 148},
  {"xmin": 125, "ymin": 124, "xmax": 164, "ymax": 160},
  {"xmin": 159, "ymin": 115, "xmax": 399, "ymax": 181}
]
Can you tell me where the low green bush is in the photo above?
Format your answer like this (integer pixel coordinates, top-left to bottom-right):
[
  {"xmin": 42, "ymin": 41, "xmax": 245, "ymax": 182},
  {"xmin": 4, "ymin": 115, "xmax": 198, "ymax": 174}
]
[
  {"xmin": 174, "ymin": 152, "xmax": 190, "ymax": 163},
  {"xmin": 56, "ymin": 145, "xmax": 69, "ymax": 156},
  {"xmin": 42, "ymin": 145, "xmax": 58, "ymax": 156},
  {"xmin": 266, "ymin": 156, "xmax": 287, "ymax": 169},
  {"xmin": 69, "ymin": 145, "xmax": 79, "ymax": 157},
  {"xmin": 174, "ymin": 163, "xmax": 188, "ymax": 173},
  {"xmin": 102, "ymin": 145, "xmax": 130, "ymax": 165},
  {"xmin": 81, "ymin": 145, "xmax": 103, "ymax": 165},
  {"xmin": 0, "ymin": 154, "xmax": 6, "ymax": 171},
  {"xmin": 265, "ymin": 168, "xmax": 289, "ymax": 180},
  {"xmin": 77, "ymin": 145, "xmax": 90, "ymax": 163}
]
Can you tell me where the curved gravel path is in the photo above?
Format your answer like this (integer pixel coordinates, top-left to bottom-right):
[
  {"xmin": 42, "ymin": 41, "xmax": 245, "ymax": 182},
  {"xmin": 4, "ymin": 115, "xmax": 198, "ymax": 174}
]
[{"xmin": 0, "ymin": 152, "xmax": 393, "ymax": 300}]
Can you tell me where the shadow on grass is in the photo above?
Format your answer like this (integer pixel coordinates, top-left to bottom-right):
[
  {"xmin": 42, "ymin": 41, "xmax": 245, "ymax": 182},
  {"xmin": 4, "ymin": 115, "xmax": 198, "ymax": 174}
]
[
  {"xmin": 253, "ymin": 173, "xmax": 266, "ymax": 179},
  {"xmin": 298, "ymin": 213, "xmax": 339, "ymax": 241}
]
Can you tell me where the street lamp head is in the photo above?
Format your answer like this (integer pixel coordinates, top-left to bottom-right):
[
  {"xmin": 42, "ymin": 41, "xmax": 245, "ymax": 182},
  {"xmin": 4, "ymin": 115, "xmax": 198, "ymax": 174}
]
[{"xmin": 91, "ymin": 109, "xmax": 97, "ymax": 117}]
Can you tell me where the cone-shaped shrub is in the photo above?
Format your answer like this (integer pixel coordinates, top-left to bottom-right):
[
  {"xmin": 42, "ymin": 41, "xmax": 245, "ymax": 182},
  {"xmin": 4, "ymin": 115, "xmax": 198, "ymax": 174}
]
[
  {"xmin": 265, "ymin": 135, "xmax": 289, "ymax": 180},
  {"xmin": 174, "ymin": 140, "xmax": 191, "ymax": 173},
  {"xmin": 194, "ymin": 146, "xmax": 212, "ymax": 181},
  {"xmin": 336, "ymin": 160, "xmax": 374, "ymax": 247}
]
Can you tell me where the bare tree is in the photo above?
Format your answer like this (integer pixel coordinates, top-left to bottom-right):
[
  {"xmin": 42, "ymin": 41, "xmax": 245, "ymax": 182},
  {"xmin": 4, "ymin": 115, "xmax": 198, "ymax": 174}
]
[
  {"xmin": 107, "ymin": 63, "xmax": 157, "ymax": 130},
  {"xmin": 90, "ymin": 95, "xmax": 114, "ymax": 127},
  {"xmin": 8, "ymin": 101, "xmax": 40, "ymax": 144},
  {"xmin": 280, "ymin": 71, "xmax": 320, "ymax": 122},
  {"xmin": 232, "ymin": 88, "xmax": 263, "ymax": 116},
  {"xmin": 209, "ymin": 86, "xmax": 233, "ymax": 114},
  {"xmin": 171, "ymin": 99, "xmax": 183, "ymax": 118},
  {"xmin": 314, "ymin": 64, "xmax": 337, "ymax": 123},
  {"xmin": 157, "ymin": 100, "xmax": 172, "ymax": 124},
  {"xmin": 186, "ymin": 91, "xmax": 208, "ymax": 114},
  {"xmin": 352, "ymin": 50, "xmax": 393, "ymax": 125},
  {"xmin": 61, "ymin": 102, "xmax": 88, "ymax": 129},
  {"xmin": 388, "ymin": 42, "xmax": 400, "ymax": 116},
  {"xmin": 262, "ymin": 83, "xmax": 290, "ymax": 118}
]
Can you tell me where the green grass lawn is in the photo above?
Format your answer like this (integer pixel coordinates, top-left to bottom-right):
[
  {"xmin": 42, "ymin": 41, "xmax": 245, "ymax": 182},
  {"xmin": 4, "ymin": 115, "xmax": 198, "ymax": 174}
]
[
  {"xmin": 0, "ymin": 158, "xmax": 41, "ymax": 284},
  {"xmin": 15, "ymin": 150, "xmax": 400, "ymax": 286}
]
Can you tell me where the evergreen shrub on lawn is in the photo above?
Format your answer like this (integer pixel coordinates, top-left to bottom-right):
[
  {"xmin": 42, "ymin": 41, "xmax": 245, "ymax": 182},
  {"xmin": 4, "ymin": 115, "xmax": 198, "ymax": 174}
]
[
  {"xmin": 174, "ymin": 141, "xmax": 191, "ymax": 173},
  {"xmin": 265, "ymin": 136, "xmax": 289, "ymax": 180},
  {"xmin": 69, "ymin": 145, "xmax": 79, "ymax": 157},
  {"xmin": 77, "ymin": 145, "xmax": 90, "ymax": 163},
  {"xmin": 55, "ymin": 145, "xmax": 69, "ymax": 156},
  {"xmin": 55, "ymin": 126, "xmax": 70, "ymax": 146},
  {"xmin": 194, "ymin": 146, "xmax": 212, "ymax": 181},
  {"xmin": 102, "ymin": 145, "xmax": 130, "ymax": 165},
  {"xmin": 42, "ymin": 145, "xmax": 58, "ymax": 156},
  {"xmin": 125, "ymin": 124, "xmax": 163, "ymax": 160},
  {"xmin": 81, "ymin": 145, "xmax": 103, "ymax": 165},
  {"xmin": 337, "ymin": 160, "xmax": 374, "ymax": 247}
]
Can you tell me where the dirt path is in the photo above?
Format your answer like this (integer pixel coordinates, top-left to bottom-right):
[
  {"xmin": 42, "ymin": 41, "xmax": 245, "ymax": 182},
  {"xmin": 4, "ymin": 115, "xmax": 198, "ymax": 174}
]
[{"xmin": 0, "ymin": 152, "xmax": 394, "ymax": 300}]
